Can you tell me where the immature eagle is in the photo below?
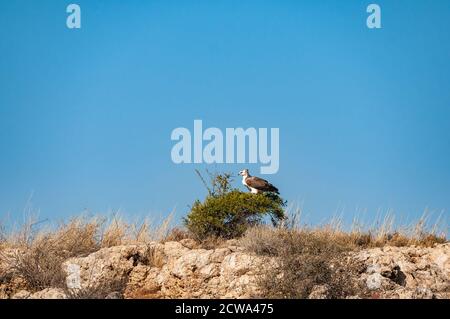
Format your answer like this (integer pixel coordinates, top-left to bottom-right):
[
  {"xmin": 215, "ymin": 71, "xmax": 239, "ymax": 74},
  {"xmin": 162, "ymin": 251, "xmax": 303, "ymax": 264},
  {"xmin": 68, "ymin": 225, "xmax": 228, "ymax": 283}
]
[{"xmin": 238, "ymin": 169, "xmax": 279, "ymax": 194}]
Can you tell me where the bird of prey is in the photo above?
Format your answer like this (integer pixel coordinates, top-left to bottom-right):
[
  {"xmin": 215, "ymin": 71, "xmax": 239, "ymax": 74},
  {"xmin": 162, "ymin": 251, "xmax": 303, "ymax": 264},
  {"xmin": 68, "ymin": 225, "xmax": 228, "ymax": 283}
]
[{"xmin": 238, "ymin": 169, "xmax": 279, "ymax": 194}]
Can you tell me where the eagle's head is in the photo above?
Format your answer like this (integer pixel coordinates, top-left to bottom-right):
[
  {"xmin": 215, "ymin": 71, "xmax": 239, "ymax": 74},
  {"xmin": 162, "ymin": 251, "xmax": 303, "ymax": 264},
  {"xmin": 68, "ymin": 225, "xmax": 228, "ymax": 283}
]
[{"xmin": 238, "ymin": 169, "xmax": 250, "ymax": 177}]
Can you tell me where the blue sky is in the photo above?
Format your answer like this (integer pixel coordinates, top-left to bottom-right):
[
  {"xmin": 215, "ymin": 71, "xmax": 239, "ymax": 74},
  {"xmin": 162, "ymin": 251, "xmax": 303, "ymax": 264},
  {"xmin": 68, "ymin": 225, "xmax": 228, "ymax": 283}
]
[{"xmin": 0, "ymin": 1, "xmax": 449, "ymax": 228}]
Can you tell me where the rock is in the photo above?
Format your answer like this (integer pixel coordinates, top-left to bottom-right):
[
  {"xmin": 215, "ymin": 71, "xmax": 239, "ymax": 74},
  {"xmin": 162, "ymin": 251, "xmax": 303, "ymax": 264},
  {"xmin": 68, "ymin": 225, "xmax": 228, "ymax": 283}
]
[
  {"xmin": 353, "ymin": 243, "xmax": 450, "ymax": 299},
  {"xmin": 125, "ymin": 241, "xmax": 263, "ymax": 298},
  {"xmin": 412, "ymin": 287, "xmax": 435, "ymax": 299},
  {"xmin": 221, "ymin": 253, "xmax": 256, "ymax": 277},
  {"xmin": 11, "ymin": 290, "xmax": 31, "ymax": 299},
  {"xmin": 366, "ymin": 273, "xmax": 384, "ymax": 290},
  {"xmin": 171, "ymin": 249, "xmax": 213, "ymax": 278},
  {"xmin": 2, "ymin": 239, "xmax": 442, "ymax": 300},
  {"xmin": 163, "ymin": 242, "xmax": 189, "ymax": 259},
  {"xmin": 63, "ymin": 244, "xmax": 151, "ymax": 290},
  {"xmin": 308, "ymin": 285, "xmax": 330, "ymax": 299},
  {"xmin": 179, "ymin": 239, "xmax": 198, "ymax": 249},
  {"xmin": 60, "ymin": 241, "xmax": 449, "ymax": 299},
  {"xmin": 346, "ymin": 295, "xmax": 362, "ymax": 299},
  {"xmin": 61, "ymin": 241, "xmax": 266, "ymax": 299},
  {"xmin": 12, "ymin": 288, "xmax": 67, "ymax": 299},
  {"xmin": 105, "ymin": 291, "xmax": 123, "ymax": 299},
  {"xmin": 29, "ymin": 288, "xmax": 67, "ymax": 299},
  {"xmin": 198, "ymin": 263, "xmax": 220, "ymax": 279},
  {"xmin": 0, "ymin": 276, "xmax": 27, "ymax": 299}
]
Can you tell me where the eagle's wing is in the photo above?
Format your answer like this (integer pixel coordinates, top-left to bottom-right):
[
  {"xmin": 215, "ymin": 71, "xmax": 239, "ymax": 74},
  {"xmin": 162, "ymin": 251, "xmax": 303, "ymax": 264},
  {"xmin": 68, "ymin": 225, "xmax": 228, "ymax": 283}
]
[
  {"xmin": 246, "ymin": 176, "xmax": 279, "ymax": 193},
  {"xmin": 246, "ymin": 176, "xmax": 269, "ymax": 188}
]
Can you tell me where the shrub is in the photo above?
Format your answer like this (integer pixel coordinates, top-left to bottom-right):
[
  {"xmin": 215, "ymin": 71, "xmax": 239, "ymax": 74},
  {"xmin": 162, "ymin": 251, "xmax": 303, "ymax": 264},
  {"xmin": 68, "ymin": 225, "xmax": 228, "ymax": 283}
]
[
  {"xmin": 163, "ymin": 227, "xmax": 193, "ymax": 242},
  {"xmin": 8, "ymin": 218, "xmax": 103, "ymax": 292},
  {"xmin": 66, "ymin": 278, "xmax": 128, "ymax": 299},
  {"xmin": 258, "ymin": 250, "xmax": 360, "ymax": 299},
  {"xmin": 10, "ymin": 237, "xmax": 67, "ymax": 291},
  {"xmin": 241, "ymin": 226, "xmax": 361, "ymax": 299},
  {"xmin": 184, "ymin": 171, "xmax": 286, "ymax": 239}
]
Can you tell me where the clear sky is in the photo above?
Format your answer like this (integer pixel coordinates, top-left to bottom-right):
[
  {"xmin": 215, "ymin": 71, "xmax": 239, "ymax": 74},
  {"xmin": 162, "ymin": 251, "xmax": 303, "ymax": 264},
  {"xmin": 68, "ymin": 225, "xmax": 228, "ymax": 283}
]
[{"xmin": 0, "ymin": 1, "xmax": 449, "ymax": 228}]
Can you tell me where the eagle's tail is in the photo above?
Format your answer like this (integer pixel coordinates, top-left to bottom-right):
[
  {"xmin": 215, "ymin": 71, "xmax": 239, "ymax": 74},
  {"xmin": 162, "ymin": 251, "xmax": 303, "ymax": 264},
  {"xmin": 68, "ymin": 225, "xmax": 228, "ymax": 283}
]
[{"xmin": 269, "ymin": 184, "xmax": 279, "ymax": 194}]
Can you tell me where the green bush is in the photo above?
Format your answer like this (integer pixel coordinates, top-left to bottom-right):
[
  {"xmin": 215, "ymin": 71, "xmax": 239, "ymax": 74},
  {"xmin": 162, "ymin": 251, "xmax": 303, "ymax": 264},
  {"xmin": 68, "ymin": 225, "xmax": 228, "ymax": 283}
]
[{"xmin": 184, "ymin": 171, "xmax": 286, "ymax": 239}]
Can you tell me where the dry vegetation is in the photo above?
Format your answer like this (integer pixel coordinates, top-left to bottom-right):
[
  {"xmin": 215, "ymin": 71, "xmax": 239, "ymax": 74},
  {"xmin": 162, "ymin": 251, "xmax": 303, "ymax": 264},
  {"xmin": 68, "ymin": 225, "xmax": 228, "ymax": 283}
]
[
  {"xmin": 241, "ymin": 227, "xmax": 362, "ymax": 298},
  {"xmin": 1, "ymin": 173, "xmax": 447, "ymax": 299},
  {"xmin": 0, "ymin": 208, "xmax": 447, "ymax": 299},
  {"xmin": 65, "ymin": 277, "xmax": 129, "ymax": 299},
  {"xmin": 0, "ymin": 214, "xmax": 176, "ymax": 297},
  {"xmin": 238, "ymin": 209, "xmax": 447, "ymax": 299}
]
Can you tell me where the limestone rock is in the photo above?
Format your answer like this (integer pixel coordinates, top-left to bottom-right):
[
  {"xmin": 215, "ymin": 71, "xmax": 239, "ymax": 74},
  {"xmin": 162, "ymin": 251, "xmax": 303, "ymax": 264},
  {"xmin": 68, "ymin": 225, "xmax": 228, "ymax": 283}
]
[
  {"xmin": 29, "ymin": 288, "xmax": 67, "ymax": 299},
  {"xmin": 11, "ymin": 290, "xmax": 31, "ymax": 299},
  {"xmin": 2, "ymin": 238, "xmax": 448, "ymax": 299},
  {"xmin": 63, "ymin": 244, "xmax": 152, "ymax": 290},
  {"xmin": 12, "ymin": 288, "xmax": 67, "ymax": 299},
  {"xmin": 353, "ymin": 243, "xmax": 449, "ymax": 299},
  {"xmin": 308, "ymin": 285, "xmax": 330, "ymax": 299},
  {"xmin": 125, "ymin": 242, "xmax": 265, "ymax": 299}
]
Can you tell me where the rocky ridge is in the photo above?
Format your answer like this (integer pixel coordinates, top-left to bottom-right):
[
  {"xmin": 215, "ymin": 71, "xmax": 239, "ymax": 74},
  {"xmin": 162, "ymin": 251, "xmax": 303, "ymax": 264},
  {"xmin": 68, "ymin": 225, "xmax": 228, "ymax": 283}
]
[{"xmin": 1, "ymin": 240, "xmax": 448, "ymax": 299}]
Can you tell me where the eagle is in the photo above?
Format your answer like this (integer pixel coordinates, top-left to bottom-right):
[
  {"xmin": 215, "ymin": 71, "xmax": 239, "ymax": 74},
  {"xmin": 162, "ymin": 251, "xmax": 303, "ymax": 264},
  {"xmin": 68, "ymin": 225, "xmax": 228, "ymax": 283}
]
[{"xmin": 238, "ymin": 169, "xmax": 279, "ymax": 194}]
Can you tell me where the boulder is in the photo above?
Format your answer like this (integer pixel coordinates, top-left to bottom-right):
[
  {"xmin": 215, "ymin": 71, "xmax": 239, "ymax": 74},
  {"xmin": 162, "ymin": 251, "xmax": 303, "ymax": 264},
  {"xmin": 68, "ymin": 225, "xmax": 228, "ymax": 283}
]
[
  {"xmin": 353, "ymin": 243, "xmax": 449, "ymax": 299},
  {"xmin": 12, "ymin": 288, "xmax": 67, "ymax": 299},
  {"xmin": 308, "ymin": 285, "xmax": 330, "ymax": 299},
  {"xmin": 63, "ymin": 244, "xmax": 152, "ymax": 290},
  {"xmin": 125, "ymin": 242, "xmax": 265, "ymax": 299}
]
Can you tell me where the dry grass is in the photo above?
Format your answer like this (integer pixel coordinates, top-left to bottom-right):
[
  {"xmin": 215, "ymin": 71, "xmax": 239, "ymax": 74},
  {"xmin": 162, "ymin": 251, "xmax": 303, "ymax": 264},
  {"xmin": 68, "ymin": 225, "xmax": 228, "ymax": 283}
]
[
  {"xmin": 240, "ymin": 209, "xmax": 447, "ymax": 299},
  {"xmin": 163, "ymin": 227, "xmax": 193, "ymax": 242},
  {"xmin": 0, "ymin": 207, "xmax": 447, "ymax": 298},
  {"xmin": 0, "ymin": 224, "xmax": 6, "ymax": 255},
  {"xmin": 197, "ymin": 236, "xmax": 228, "ymax": 250},
  {"xmin": 277, "ymin": 206, "xmax": 447, "ymax": 249},
  {"xmin": 8, "ymin": 238, "xmax": 68, "ymax": 291},
  {"xmin": 0, "ymin": 222, "xmax": 5, "ymax": 244},
  {"xmin": 241, "ymin": 226, "xmax": 361, "ymax": 298},
  {"xmin": 2, "ymin": 213, "xmax": 175, "ymax": 249},
  {"xmin": 65, "ymin": 278, "xmax": 128, "ymax": 299},
  {"xmin": 0, "ymin": 213, "xmax": 175, "ymax": 294},
  {"xmin": 143, "ymin": 245, "xmax": 166, "ymax": 268}
]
